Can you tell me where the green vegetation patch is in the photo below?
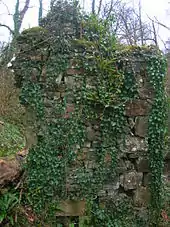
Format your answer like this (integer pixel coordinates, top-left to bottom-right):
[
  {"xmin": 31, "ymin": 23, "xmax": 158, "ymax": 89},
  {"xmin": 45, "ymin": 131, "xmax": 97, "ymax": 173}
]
[{"xmin": 0, "ymin": 121, "xmax": 24, "ymax": 157}]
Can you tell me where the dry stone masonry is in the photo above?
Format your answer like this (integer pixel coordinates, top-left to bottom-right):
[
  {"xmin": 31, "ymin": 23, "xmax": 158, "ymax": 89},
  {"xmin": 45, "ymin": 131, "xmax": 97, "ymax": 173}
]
[{"xmin": 5, "ymin": 28, "xmax": 169, "ymax": 223}]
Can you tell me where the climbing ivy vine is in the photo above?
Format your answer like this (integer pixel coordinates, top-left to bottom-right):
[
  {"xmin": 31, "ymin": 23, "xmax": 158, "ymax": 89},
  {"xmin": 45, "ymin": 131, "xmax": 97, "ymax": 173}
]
[{"xmin": 146, "ymin": 50, "xmax": 167, "ymax": 225}]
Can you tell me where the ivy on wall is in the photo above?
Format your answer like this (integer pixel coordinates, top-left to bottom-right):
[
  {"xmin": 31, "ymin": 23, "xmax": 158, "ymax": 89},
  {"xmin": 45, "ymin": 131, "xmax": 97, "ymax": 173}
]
[
  {"xmin": 11, "ymin": 1, "xmax": 167, "ymax": 226},
  {"xmin": 146, "ymin": 50, "xmax": 167, "ymax": 225}
]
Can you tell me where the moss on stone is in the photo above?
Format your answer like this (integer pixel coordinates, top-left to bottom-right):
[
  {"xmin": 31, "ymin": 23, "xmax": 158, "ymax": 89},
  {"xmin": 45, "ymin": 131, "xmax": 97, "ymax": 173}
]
[{"xmin": 16, "ymin": 26, "xmax": 49, "ymax": 49}]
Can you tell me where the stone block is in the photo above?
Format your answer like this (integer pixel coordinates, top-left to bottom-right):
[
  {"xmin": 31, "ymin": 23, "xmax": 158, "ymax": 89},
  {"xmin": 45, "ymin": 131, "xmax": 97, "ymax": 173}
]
[
  {"xmin": 82, "ymin": 147, "xmax": 89, "ymax": 153},
  {"xmin": 0, "ymin": 158, "xmax": 21, "ymax": 187},
  {"xmin": 120, "ymin": 171, "xmax": 143, "ymax": 191},
  {"xmin": 67, "ymin": 68, "xmax": 84, "ymax": 75},
  {"xmin": 137, "ymin": 158, "xmax": 149, "ymax": 173},
  {"xmin": 54, "ymin": 92, "xmax": 61, "ymax": 99},
  {"xmin": 44, "ymin": 97, "xmax": 54, "ymax": 107},
  {"xmin": 56, "ymin": 84, "xmax": 66, "ymax": 92},
  {"xmin": 121, "ymin": 135, "xmax": 147, "ymax": 154},
  {"xmin": 86, "ymin": 126, "xmax": 97, "ymax": 141},
  {"xmin": 117, "ymin": 159, "xmax": 127, "ymax": 173},
  {"xmin": 143, "ymin": 173, "xmax": 151, "ymax": 186},
  {"xmin": 60, "ymin": 92, "xmax": 66, "ymax": 98},
  {"xmin": 137, "ymin": 76, "xmax": 154, "ymax": 100},
  {"xmin": 125, "ymin": 100, "xmax": 151, "ymax": 116},
  {"xmin": 163, "ymin": 174, "xmax": 170, "ymax": 183},
  {"xmin": 125, "ymin": 160, "xmax": 135, "ymax": 170},
  {"xmin": 84, "ymin": 160, "xmax": 96, "ymax": 169},
  {"xmin": 77, "ymin": 152, "xmax": 87, "ymax": 161},
  {"xmin": 92, "ymin": 141, "xmax": 99, "ymax": 148},
  {"xmin": 165, "ymin": 152, "xmax": 170, "ymax": 160},
  {"xmin": 134, "ymin": 117, "xmax": 148, "ymax": 138},
  {"xmin": 56, "ymin": 200, "xmax": 85, "ymax": 216},
  {"xmin": 84, "ymin": 142, "xmax": 91, "ymax": 148},
  {"xmin": 128, "ymin": 152, "xmax": 140, "ymax": 159},
  {"xmin": 138, "ymin": 87, "xmax": 154, "ymax": 100},
  {"xmin": 64, "ymin": 76, "xmax": 75, "ymax": 89},
  {"xmin": 164, "ymin": 161, "xmax": 170, "ymax": 173},
  {"xmin": 63, "ymin": 103, "xmax": 75, "ymax": 119},
  {"xmin": 133, "ymin": 187, "xmax": 150, "ymax": 207},
  {"xmin": 99, "ymin": 180, "xmax": 120, "ymax": 198},
  {"xmin": 93, "ymin": 124, "xmax": 100, "ymax": 130}
]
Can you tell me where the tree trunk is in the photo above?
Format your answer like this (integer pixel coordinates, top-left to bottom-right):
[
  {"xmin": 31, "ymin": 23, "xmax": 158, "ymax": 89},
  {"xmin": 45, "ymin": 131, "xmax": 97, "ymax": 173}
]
[
  {"xmin": 92, "ymin": 0, "xmax": 95, "ymax": 14},
  {"xmin": 38, "ymin": 0, "xmax": 43, "ymax": 25}
]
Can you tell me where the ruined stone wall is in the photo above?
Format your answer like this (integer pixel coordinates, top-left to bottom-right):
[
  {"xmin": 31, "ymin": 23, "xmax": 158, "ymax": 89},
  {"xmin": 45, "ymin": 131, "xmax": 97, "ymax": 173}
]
[
  {"xmin": 54, "ymin": 61, "xmax": 169, "ymax": 211},
  {"xmin": 8, "ymin": 39, "xmax": 170, "ymax": 218}
]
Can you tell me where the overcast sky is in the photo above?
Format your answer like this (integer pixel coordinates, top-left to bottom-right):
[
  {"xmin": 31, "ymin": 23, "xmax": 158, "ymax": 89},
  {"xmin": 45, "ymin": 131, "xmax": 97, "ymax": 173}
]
[{"xmin": 0, "ymin": 0, "xmax": 170, "ymax": 50}]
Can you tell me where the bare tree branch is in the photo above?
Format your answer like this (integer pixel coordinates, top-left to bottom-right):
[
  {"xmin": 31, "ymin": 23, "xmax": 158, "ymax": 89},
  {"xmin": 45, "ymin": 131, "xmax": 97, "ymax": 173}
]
[
  {"xmin": 105, "ymin": 0, "xmax": 114, "ymax": 19},
  {"xmin": 106, "ymin": 1, "xmax": 156, "ymax": 45},
  {"xmin": 152, "ymin": 20, "xmax": 158, "ymax": 46},
  {"xmin": 138, "ymin": 0, "xmax": 144, "ymax": 45},
  {"xmin": 154, "ymin": 17, "xmax": 170, "ymax": 31},
  {"xmin": 0, "ymin": 0, "xmax": 11, "ymax": 15},
  {"xmin": 98, "ymin": 0, "xmax": 103, "ymax": 15},
  {"xmin": 147, "ymin": 14, "xmax": 170, "ymax": 31},
  {"xmin": 0, "ymin": 23, "xmax": 14, "ymax": 35},
  {"xmin": 19, "ymin": 0, "xmax": 31, "ymax": 30}
]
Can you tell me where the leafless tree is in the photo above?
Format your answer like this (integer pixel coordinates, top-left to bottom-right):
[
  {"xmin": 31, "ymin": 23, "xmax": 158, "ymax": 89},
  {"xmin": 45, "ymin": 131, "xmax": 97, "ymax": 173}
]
[
  {"xmin": 100, "ymin": 0, "xmax": 159, "ymax": 46},
  {"xmin": 0, "ymin": 0, "xmax": 31, "ymax": 38}
]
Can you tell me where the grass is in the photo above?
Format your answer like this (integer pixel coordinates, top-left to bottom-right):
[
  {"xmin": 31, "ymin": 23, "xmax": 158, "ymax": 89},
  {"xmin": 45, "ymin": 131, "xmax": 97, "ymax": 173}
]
[{"xmin": 0, "ymin": 120, "xmax": 24, "ymax": 157}]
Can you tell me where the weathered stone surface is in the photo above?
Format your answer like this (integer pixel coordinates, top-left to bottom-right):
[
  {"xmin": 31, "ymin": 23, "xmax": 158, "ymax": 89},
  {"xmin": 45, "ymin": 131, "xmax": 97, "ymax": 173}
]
[
  {"xmin": 143, "ymin": 173, "xmax": 151, "ymax": 186},
  {"xmin": 137, "ymin": 158, "xmax": 149, "ymax": 173},
  {"xmin": 138, "ymin": 77, "xmax": 154, "ymax": 100},
  {"xmin": 77, "ymin": 152, "xmax": 87, "ymax": 161},
  {"xmin": 165, "ymin": 152, "xmax": 170, "ymax": 160},
  {"xmin": 84, "ymin": 160, "xmax": 96, "ymax": 169},
  {"xmin": 138, "ymin": 87, "xmax": 154, "ymax": 100},
  {"xmin": 0, "ymin": 158, "xmax": 21, "ymax": 187},
  {"xmin": 63, "ymin": 103, "xmax": 75, "ymax": 119},
  {"xmin": 92, "ymin": 141, "xmax": 99, "ymax": 148},
  {"xmin": 99, "ymin": 180, "xmax": 120, "ymax": 198},
  {"xmin": 120, "ymin": 171, "xmax": 143, "ymax": 191},
  {"xmin": 125, "ymin": 100, "xmax": 151, "ymax": 116},
  {"xmin": 128, "ymin": 152, "xmax": 140, "ymax": 159},
  {"xmin": 133, "ymin": 187, "xmax": 150, "ymax": 207},
  {"xmin": 82, "ymin": 147, "xmax": 89, "ymax": 153},
  {"xmin": 164, "ymin": 161, "xmax": 170, "ymax": 173},
  {"xmin": 121, "ymin": 135, "xmax": 147, "ymax": 154},
  {"xmin": 134, "ymin": 117, "xmax": 148, "ymax": 138},
  {"xmin": 117, "ymin": 160, "xmax": 127, "ymax": 173},
  {"xmin": 163, "ymin": 174, "xmax": 170, "ymax": 183},
  {"xmin": 65, "ymin": 76, "xmax": 75, "ymax": 89},
  {"xmin": 67, "ymin": 68, "xmax": 83, "ymax": 75},
  {"xmin": 44, "ymin": 97, "xmax": 54, "ymax": 107},
  {"xmin": 125, "ymin": 160, "xmax": 135, "ymax": 170},
  {"xmin": 56, "ymin": 200, "xmax": 85, "ymax": 216},
  {"xmin": 54, "ymin": 92, "xmax": 61, "ymax": 99},
  {"xmin": 86, "ymin": 126, "xmax": 98, "ymax": 141},
  {"xmin": 84, "ymin": 142, "xmax": 91, "ymax": 148},
  {"xmin": 24, "ymin": 107, "xmax": 37, "ymax": 149}
]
